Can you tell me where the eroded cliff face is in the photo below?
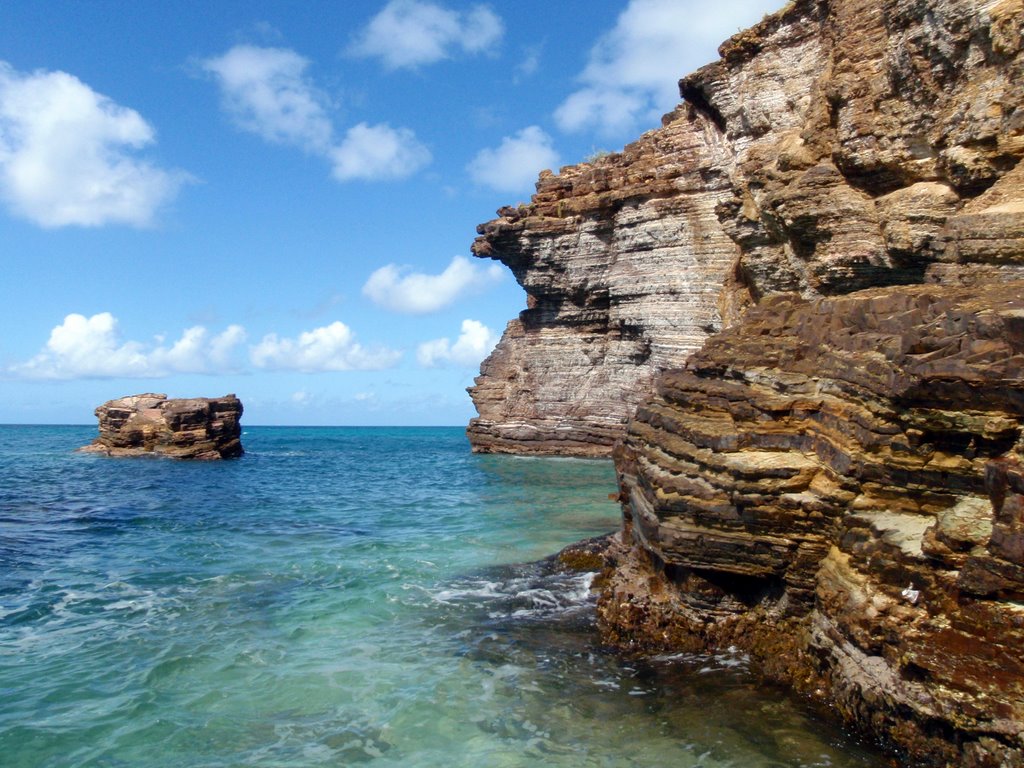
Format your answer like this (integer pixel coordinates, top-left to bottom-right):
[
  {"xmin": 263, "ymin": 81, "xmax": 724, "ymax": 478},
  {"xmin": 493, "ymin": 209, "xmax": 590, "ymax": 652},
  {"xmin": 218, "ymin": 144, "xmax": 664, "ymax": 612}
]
[
  {"xmin": 80, "ymin": 393, "xmax": 244, "ymax": 460},
  {"xmin": 467, "ymin": 0, "xmax": 1024, "ymax": 762},
  {"xmin": 602, "ymin": 282, "xmax": 1024, "ymax": 764},
  {"xmin": 468, "ymin": 0, "xmax": 1024, "ymax": 456}
]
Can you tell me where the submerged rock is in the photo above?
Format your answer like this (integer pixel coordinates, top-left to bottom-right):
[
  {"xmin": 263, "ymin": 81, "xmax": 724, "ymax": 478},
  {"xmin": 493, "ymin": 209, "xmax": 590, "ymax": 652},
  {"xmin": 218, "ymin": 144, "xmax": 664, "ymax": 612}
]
[{"xmin": 80, "ymin": 393, "xmax": 243, "ymax": 460}]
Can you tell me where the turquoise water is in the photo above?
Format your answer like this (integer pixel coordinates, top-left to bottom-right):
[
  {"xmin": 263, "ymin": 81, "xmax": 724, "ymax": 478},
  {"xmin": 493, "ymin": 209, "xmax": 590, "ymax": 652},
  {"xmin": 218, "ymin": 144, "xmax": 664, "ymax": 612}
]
[{"xmin": 0, "ymin": 425, "xmax": 887, "ymax": 767}]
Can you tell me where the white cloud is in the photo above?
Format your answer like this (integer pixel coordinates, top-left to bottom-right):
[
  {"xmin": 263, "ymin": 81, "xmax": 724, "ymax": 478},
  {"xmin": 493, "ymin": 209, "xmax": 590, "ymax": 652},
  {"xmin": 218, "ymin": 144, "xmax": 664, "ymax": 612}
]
[
  {"xmin": 202, "ymin": 45, "xmax": 333, "ymax": 152},
  {"xmin": 417, "ymin": 319, "xmax": 498, "ymax": 368},
  {"xmin": 362, "ymin": 255, "xmax": 504, "ymax": 314},
  {"xmin": 555, "ymin": 89, "xmax": 647, "ymax": 137},
  {"xmin": 250, "ymin": 321, "xmax": 401, "ymax": 372},
  {"xmin": 349, "ymin": 0, "xmax": 503, "ymax": 70},
  {"xmin": 10, "ymin": 313, "xmax": 246, "ymax": 379},
  {"xmin": 0, "ymin": 62, "xmax": 189, "ymax": 228},
  {"xmin": 330, "ymin": 122, "xmax": 432, "ymax": 181},
  {"xmin": 554, "ymin": 0, "xmax": 779, "ymax": 136},
  {"xmin": 202, "ymin": 46, "xmax": 431, "ymax": 182},
  {"xmin": 467, "ymin": 125, "xmax": 559, "ymax": 193}
]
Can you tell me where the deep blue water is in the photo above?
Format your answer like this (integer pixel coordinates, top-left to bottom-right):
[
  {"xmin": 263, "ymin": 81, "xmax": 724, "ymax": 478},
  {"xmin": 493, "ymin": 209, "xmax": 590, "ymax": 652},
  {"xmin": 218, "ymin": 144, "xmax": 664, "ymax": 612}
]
[{"xmin": 0, "ymin": 425, "xmax": 887, "ymax": 767}]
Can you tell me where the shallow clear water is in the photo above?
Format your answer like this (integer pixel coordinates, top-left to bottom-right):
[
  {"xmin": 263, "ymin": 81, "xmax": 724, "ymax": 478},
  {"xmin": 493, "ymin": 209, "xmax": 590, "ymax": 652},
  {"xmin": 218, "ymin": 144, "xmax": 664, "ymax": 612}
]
[{"xmin": 0, "ymin": 425, "xmax": 887, "ymax": 767}]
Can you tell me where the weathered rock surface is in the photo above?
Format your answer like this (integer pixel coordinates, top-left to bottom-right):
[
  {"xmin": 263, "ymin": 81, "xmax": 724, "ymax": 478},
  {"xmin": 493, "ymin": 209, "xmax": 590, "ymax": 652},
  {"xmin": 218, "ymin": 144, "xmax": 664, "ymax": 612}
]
[
  {"xmin": 601, "ymin": 281, "xmax": 1024, "ymax": 765},
  {"xmin": 468, "ymin": 0, "xmax": 1024, "ymax": 456},
  {"xmin": 80, "ymin": 393, "xmax": 243, "ymax": 460},
  {"xmin": 466, "ymin": 0, "xmax": 1024, "ymax": 759}
]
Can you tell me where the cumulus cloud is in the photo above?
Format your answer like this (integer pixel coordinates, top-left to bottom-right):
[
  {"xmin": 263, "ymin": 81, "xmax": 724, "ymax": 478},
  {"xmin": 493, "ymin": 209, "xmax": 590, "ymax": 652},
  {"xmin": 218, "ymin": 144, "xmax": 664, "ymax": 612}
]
[
  {"xmin": 417, "ymin": 319, "xmax": 498, "ymax": 367},
  {"xmin": 201, "ymin": 45, "xmax": 333, "ymax": 152},
  {"xmin": 250, "ymin": 321, "xmax": 401, "ymax": 372},
  {"xmin": 10, "ymin": 313, "xmax": 246, "ymax": 379},
  {"xmin": 330, "ymin": 122, "xmax": 431, "ymax": 181},
  {"xmin": 554, "ymin": 0, "xmax": 778, "ymax": 136},
  {"xmin": 202, "ymin": 45, "xmax": 431, "ymax": 181},
  {"xmin": 362, "ymin": 255, "xmax": 504, "ymax": 314},
  {"xmin": 349, "ymin": 0, "xmax": 503, "ymax": 70},
  {"xmin": 0, "ymin": 62, "xmax": 189, "ymax": 228},
  {"xmin": 467, "ymin": 125, "xmax": 559, "ymax": 193}
]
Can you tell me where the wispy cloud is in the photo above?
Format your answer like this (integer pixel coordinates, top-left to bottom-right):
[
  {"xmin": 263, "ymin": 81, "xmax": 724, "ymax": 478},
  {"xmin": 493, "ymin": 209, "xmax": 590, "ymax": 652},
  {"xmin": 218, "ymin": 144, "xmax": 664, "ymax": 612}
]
[
  {"xmin": 10, "ymin": 313, "xmax": 246, "ymax": 379},
  {"xmin": 202, "ymin": 45, "xmax": 431, "ymax": 182},
  {"xmin": 417, "ymin": 319, "xmax": 498, "ymax": 368},
  {"xmin": 514, "ymin": 44, "xmax": 542, "ymax": 83},
  {"xmin": 362, "ymin": 255, "xmax": 503, "ymax": 314},
  {"xmin": 349, "ymin": 0, "xmax": 503, "ymax": 70},
  {"xmin": 467, "ymin": 125, "xmax": 559, "ymax": 193},
  {"xmin": 554, "ymin": 0, "xmax": 777, "ymax": 137},
  {"xmin": 0, "ymin": 62, "xmax": 190, "ymax": 228},
  {"xmin": 250, "ymin": 321, "xmax": 401, "ymax": 372}
]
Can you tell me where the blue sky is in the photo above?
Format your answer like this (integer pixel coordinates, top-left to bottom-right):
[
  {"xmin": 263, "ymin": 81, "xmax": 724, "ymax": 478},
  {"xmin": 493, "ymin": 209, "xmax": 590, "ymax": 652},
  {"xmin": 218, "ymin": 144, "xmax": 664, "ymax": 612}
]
[{"xmin": 0, "ymin": 0, "xmax": 779, "ymax": 425}]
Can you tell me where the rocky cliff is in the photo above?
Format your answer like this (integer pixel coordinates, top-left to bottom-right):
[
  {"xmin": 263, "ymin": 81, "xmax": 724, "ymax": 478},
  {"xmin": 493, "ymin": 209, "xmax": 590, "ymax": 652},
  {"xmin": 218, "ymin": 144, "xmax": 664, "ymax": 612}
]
[
  {"xmin": 468, "ymin": 0, "xmax": 1023, "ymax": 456},
  {"xmin": 602, "ymin": 282, "xmax": 1024, "ymax": 764},
  {"xmin": 468, "ymin": 0, "xmax": 1024, "ymax": 763},
  {"xmin": 80, "ymin": 393, "xmax": 243, "ymax": 460}
]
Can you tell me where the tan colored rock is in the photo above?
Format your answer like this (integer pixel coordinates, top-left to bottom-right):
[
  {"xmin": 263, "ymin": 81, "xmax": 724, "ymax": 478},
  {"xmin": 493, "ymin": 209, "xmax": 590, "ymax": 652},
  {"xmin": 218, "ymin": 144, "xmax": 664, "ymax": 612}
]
[
  {"xmin": 80, "ymin": 393, "xmax": 243, "ymax": 460},
  {"xmin": 464, "ymin": 0, "xmax": 1024, "ymax": 761},
  {"xmin": 469, "ymin": 0, "xmax": 1024, "ymax": 455}
]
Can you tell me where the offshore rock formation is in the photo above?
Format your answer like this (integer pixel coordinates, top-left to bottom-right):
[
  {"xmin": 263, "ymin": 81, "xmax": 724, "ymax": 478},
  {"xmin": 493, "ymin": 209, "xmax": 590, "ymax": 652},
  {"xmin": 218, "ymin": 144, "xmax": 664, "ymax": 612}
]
[
  {"xmin": 602, "ymin": 282, "xmax": 1024, "ymax": 764},
  {"xmin": 468, "ymin": 0, "xmax": 1024, "ymax": 456},
  {"xmin": 80, "ymin": 393, "xmax": 243, "ymax": 460}
]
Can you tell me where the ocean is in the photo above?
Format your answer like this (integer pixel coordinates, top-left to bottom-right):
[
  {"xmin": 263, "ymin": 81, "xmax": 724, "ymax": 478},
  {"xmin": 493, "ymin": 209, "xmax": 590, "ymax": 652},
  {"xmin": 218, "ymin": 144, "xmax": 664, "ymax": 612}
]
[{"xmin": 0, "ymin": 425, "xmax": 887, "ymax": 767}]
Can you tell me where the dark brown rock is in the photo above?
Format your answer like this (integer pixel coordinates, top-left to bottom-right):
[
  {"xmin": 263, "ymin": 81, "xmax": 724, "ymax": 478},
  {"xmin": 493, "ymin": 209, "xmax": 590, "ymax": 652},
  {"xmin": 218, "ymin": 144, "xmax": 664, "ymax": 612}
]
[
  {"xmin": 602, "ymin": 281, "xmax": 1024, "ymax": 765},
  {"xmin": 80, "ymin": 393, "xmax": 243, "ymax": 460}
]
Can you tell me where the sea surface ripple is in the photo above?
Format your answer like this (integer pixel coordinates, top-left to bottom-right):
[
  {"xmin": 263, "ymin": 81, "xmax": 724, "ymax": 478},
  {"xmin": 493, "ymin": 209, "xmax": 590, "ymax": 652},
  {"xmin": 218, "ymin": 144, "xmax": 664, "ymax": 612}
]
[{"xmin": 0, "ymin": 425, "xmax": 888, "ymax": 767}]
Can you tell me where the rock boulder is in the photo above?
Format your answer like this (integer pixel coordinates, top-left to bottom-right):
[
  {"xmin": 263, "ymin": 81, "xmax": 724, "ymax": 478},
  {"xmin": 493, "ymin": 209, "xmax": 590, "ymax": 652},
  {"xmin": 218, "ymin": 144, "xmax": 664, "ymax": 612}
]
[{"xmin": 80, "ymin": 393, "xmax": 243, "ymax": 460}]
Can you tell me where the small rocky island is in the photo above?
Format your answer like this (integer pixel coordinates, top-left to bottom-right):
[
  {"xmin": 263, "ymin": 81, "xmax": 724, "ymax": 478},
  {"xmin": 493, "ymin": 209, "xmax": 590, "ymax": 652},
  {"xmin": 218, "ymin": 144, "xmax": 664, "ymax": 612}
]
[{"xmin": 80, "ymin": 393, "xmax": 243, "ymax": 460}]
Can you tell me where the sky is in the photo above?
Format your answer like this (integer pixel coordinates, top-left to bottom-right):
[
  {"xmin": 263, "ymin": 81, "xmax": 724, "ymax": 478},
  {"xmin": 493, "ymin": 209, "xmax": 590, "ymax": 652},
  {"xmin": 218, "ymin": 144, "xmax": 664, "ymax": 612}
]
[{"xmin": 0, "ymin": 0, "xmax": 780, "ymax": 425}]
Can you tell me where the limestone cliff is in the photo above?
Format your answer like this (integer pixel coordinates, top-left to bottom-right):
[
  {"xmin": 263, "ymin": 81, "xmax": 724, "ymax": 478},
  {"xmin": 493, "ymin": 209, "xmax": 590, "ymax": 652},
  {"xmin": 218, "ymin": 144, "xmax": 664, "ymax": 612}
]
[
  {"xmin": 468, "ymin": 0, "xmax": 1023, "ymax": 456},
  {"xmin": 80, "ymin": 393, "xmax": 243, "ymax": 460}
]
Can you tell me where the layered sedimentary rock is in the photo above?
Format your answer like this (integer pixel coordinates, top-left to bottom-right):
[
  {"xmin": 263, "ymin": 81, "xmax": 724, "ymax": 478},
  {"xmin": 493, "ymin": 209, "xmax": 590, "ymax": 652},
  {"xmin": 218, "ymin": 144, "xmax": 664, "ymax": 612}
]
[
  {"xmin": 601, "ymin": 282, "xmax": 1024, "ymax": 764},
  {"xmin": 469, "ymin": 0, "xmax": 1024, "ymax": 455},
  {"xmin": 80, "ymin": 393, "xmax": 243, "ymax": 460},
  {"xmin": 467, "ymin": 0, "xmax": 1024, "ymax": 760}
]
